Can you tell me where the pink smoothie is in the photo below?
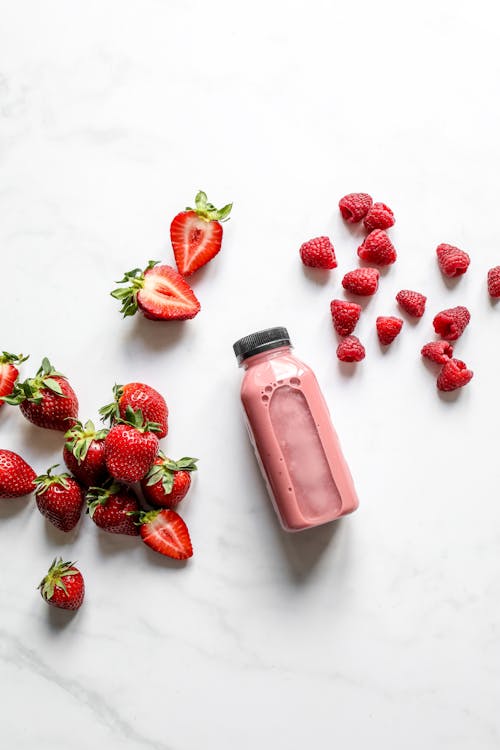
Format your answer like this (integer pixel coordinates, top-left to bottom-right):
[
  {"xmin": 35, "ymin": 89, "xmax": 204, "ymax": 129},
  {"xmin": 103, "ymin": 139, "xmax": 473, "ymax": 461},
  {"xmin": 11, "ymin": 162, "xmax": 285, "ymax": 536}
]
[{"xmin": 234, "ymin": 328, "xmax": 359, "ymax": 531}]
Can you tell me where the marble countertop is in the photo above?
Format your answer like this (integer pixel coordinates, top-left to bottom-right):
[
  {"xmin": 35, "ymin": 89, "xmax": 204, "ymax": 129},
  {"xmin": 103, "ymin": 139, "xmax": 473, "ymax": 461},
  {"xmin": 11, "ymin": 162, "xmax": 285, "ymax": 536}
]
[{"xmin": 1, "ymin": 2, "xmax": 499, "ymax": 748}]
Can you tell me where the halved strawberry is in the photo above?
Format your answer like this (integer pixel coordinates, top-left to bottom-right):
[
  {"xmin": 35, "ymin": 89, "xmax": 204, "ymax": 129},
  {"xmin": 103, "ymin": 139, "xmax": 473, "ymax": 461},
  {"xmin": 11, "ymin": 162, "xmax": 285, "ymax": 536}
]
[
  {"xmin": 139, "ymin": 509, "xmax": 193, "ymax": 560},
  {"xmin": 111, "ymin": 261, "xmax": 200, "ymax": 320},
  {"xmin": 170, "ymin": 190, "xmax": 232, "ymax": 276},
  {"xmin": 0, "ymin": 352, "xmax": 28, "ymax": 408}
]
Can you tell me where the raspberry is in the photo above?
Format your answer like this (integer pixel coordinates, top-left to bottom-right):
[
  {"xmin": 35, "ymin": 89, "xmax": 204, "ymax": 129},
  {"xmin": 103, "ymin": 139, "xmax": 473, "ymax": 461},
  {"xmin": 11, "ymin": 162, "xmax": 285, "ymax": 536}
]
[
  {"xmin": 299, "ymin": 236, "xmax": 337, "ymax": 269},
  {"xmin": 357, "ymin": 230, "xmax": 397, "ymax": 266},
  {"xmin": 437, "ymin": 358, "xmax": 473, "ymax": 392},
  {"xmin": 433, "ymin": 306, "xmax": 470, "ymax": 341},
  {"xmin": 363, "ymin": 203, "xmax": 395, "ymax": 231},
  {"xmin": 336, "ymin": 335, "xmax": 365, "ymax": 362},
  {"xmin": 330, "ymin": 299, "xmax": 362, "ymax": 336},
  {"xmin": 421, "ymin": 340, "xmax": 454, "ymax": 364},
  {"xmin": 376, "ymin": 316, "xmax": 403, "ymax": 345},
  {"xmin": 436, "ymin": 243, "xmax": 470, "ymax": 278},
  {"xmin": 342, "ymin": 267, "xmax": 379, "ymax": 296},
  {"xmin": 396, "ymin": 289, "xmax": 427, "ymax": 318},
  {"xmin": 338, "ymin": 193, "xmax": 373, "ymax": 223},
  {"xmin": 487, "ymin": 266, "xmax": 500, "ymax": 297}
]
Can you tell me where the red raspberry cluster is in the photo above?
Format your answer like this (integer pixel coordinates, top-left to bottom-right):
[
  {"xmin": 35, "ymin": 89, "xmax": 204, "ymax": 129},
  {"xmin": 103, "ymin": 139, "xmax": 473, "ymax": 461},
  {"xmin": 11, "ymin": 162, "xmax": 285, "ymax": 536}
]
[{"xmin": 298, "ymin": 191, "xmax": 498, "ymax": 393}]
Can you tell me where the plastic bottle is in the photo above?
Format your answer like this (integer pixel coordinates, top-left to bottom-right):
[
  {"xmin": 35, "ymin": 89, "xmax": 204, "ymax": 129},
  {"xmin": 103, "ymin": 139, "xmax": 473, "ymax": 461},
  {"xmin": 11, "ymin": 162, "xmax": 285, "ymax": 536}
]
[{"xmin": 233, "ymin": 327, "xmax": 359, "ymax": 531}]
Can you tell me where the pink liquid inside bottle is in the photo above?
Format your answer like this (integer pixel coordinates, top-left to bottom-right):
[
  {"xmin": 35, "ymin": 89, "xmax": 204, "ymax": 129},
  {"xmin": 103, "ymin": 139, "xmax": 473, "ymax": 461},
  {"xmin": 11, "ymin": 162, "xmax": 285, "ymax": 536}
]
[{"xmin": 233, "ymin": 327, "xmax": 359, "ymax": 531}]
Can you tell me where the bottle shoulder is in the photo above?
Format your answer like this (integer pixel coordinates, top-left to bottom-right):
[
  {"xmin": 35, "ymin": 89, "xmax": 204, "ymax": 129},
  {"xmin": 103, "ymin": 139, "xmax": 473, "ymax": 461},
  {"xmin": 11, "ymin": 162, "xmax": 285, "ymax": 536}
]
[{"xmin": 240, "ymin": 353, "xmax": 314, "ymax": 400}]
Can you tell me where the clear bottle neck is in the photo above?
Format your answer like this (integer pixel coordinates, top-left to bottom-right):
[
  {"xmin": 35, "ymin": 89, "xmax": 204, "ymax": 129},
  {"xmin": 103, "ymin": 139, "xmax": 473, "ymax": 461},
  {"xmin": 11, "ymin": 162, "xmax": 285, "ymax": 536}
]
[{"xmin": 241, "ymin": 345, "xmax": 292, "ymax": 369}]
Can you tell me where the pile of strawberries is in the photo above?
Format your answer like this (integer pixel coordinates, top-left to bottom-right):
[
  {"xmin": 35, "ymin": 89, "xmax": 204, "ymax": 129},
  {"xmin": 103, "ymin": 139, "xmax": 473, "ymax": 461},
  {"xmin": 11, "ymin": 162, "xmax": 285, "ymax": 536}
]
[
  {"xmin": 0, "ymin": 356, "xmax": 197, "ymax": 611},
  {"xmin": 299, "ymin": 192, "xmax": 499, "ymax": 391}
]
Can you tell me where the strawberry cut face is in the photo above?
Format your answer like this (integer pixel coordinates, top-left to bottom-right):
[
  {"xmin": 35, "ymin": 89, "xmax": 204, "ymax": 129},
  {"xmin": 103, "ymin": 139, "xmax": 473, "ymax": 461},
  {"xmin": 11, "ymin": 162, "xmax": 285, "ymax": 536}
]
[
  {"xmin": 140, "ymin": 509, "xmax": 193, "ymax": 559},
  {"xmin": 171, "ymin": 211, "xmax": 223, "ymax": 277},
  {"xmin": 138, "ymin": 265, "xmax": 201, "ymax": 321},
  {"xmin": 0, "ymin": 364, "xmax": 17, "ymax": 407}
]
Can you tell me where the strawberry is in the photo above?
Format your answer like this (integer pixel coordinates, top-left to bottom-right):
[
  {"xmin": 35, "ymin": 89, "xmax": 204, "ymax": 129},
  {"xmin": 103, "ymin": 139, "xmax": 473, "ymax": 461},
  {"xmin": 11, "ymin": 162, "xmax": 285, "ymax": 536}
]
[
  {"xmin": 38, "ymin": 557, "xmax": 85, "ymax": 610},
  {"xmin": 376, "ymin": 316, "xmax": 403, "ymax": 345},
  {"xmin": 170, "ymin": 190, "xmax": 232, "ymax": 276},
  {"xmin": 34, "ymin": 465, "xmax": 85, "ymax": 531},
  {"xmin": 0, "ymin": 352, "xmax": 28, "ymax": 408},
  {"xmin": 111, "ymin": 261, "xmax": 200, "ymax": 321},
  {"xmin": 330, "ymin": 300, "xmax": 362, "ymax": 336},
  {"xmin": 0, "ymin": 449, "xmax": 36, "ymax": 498},
  {"xmin": 104, "ymin": 407, "xmax": 160, "ymax": 482},
  {"xmin": 396, "ymin": 290, "xmax": 427, "ymax": 318},
  {"xmin": 4, "ymin": 357, "xmax": 78, "ymax": 431},
  {"xmin": 86, "ymin": 481, "xmax": 139, "ymax": 536},
  {"xmin": 99, "ymin": 382, "xmax": 168, "ymax": 438},
  {"xmin": 63, "ymin": 420, "xmax": 109, "ymax": 487},
  {"xmin": 141, "ymin": 453, "xmax": 198, "ymax": 508},
  {"xmin": 138, "ymin": 509, "xmax": 193, "ymax": 560}
]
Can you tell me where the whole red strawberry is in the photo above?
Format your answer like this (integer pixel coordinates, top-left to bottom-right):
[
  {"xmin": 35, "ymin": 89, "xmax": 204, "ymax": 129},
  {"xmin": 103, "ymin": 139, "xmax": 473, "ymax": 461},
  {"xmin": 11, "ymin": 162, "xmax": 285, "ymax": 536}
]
[
  {"xmin": 86, "ymin": 481, "xmax": 139, "ymax": 536},
  {"xmin": 437, "ymin": 359, "xmax": 473, "ymax": 392},
  {"xmin": 104, "ymin": 407, "xmax": 160, "ymax": 482},
  {"xmin": 330, "ymin": 300, "xmax": 362, "ymax": 336},
  {"xmin": 0, "ymin": 352, "xmax": 28, "ymax": 408},
  {"xmin": 63, "ymin": 420, "xmax": 109, "ymax": 487},
  {"xmin": 421, "ymin": 340, "xmax": 454, "ymax": 365},
  {"xmin": 396, "ymin": 290, "xmax": 427, "ymax": 318},
  {"xmin": 141, "ymin": 453, "xmax": 198, "ymax": 508},
  {"xmin": 138, "ymin": 509, "xmax": 193, "ymax": 560},
  {"xmin": 363, "ymin": 202, "xmax": 395, "ymax": 231},
  {"xmin": 336, "ymin": 336, "xmax": 365, "ymax": 362},
  {"xmin": 436, "ymin": 243, "xmax": 470, "ymax": 278},
  {"xmin": 34, "ymin": 466, "xmax": 85, "ymax": 531},
  {"xmin": 376, "ymin": 316, "xmax": 403, "ymax": 345},
  {"xmin": 4, "ymin": 357, "xmax": 78, "ymax": 431},
  {"xmin": 111, "ymin": 261, "xmax": 200, "ymax": 321},
  {"xmin": 338, "ymin": 193, "xmax": 372, "ymax": 223},
  {"xmin": 357, "ymin": 230, "xmax": 397, "ymax": 266},
  {"xmin": 342, "ymin": 268, "xmax": 379, "ymax": 296},
  {"xmin": 0, "ymin": 449, "xmax": 36, "ymax": 498},
  {"xmin": 99, "ymin": 382, "xmax": 168, "ymax": 438},
  {"xmin": 38, "ymin": 557, "xmax": 85, "ymax": 610},
  {"xmin": 433, "ymin": 306, "xmax": 470, "ymax": 341},
  {"xmin": 170, "ymin": 190, "xmax": 232, "ymax": 277},
  {"xmin": 299, "ymin": 236, "xmax": 337, "ymax": 269},
  {"xmin": 487, "ymin": 266, "xmax": 500, "ymax": 297}
]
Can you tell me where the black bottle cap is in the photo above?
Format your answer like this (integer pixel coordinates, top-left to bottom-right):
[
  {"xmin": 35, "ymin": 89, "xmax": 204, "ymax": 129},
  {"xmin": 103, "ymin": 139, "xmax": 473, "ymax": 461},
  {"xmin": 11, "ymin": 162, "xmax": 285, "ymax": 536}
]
[{"xmin": 233, "ymin": 327, "xmax": 291, "ymax": 364}]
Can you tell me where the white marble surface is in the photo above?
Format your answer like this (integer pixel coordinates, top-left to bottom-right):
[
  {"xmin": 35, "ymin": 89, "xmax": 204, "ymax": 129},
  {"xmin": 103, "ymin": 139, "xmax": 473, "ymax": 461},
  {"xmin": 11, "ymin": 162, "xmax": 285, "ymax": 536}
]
[{"xmin": 1, "ymin": 1, "xmax": 500, "ymax": 747}]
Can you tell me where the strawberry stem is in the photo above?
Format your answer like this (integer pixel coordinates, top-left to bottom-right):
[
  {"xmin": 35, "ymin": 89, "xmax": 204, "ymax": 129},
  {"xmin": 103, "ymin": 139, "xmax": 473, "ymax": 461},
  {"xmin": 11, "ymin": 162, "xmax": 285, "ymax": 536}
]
[
  {"xmin": 115, "ymin": 406, "xmax": 161, "ymax": 433},
  {"xmin": 0, "ymin": 351, "xmax": 29, "ymax": 366},
  {"xmin": 98, "ymin": 384, "xmax": 124, "ymax": 424},
  {"xmin": 186, "ymin": 191, "xmax": 232, "ymax": 223},
  {"xmin": 34, "ymin": 465, "xmax": 73, "ymax": 494},
  {"xmin": 2, "ymin": 358, "xmax": 68, "ymax": 405},
  {"xmin": 111, "ymin": 261, "xmax": 159, "ymax": 317},
  {"xmin": 38, "ymin": 557, "xmax": 79, "ymax": 601},
  {"xmin": 64, "ymin": 419, "xmax": 108, "ymax": 463}
]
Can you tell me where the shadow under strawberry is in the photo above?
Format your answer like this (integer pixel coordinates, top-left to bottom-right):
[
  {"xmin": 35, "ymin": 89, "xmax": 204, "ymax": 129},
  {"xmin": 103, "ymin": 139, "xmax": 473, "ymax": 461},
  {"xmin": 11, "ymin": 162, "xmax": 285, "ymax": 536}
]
[
  {"xmin": 124, "ymin": 316, "xmax": 191, "ymax": 354},
  {"xmin": 46, "ymin": 605, "xmax": 80, "ymax": 629}
]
